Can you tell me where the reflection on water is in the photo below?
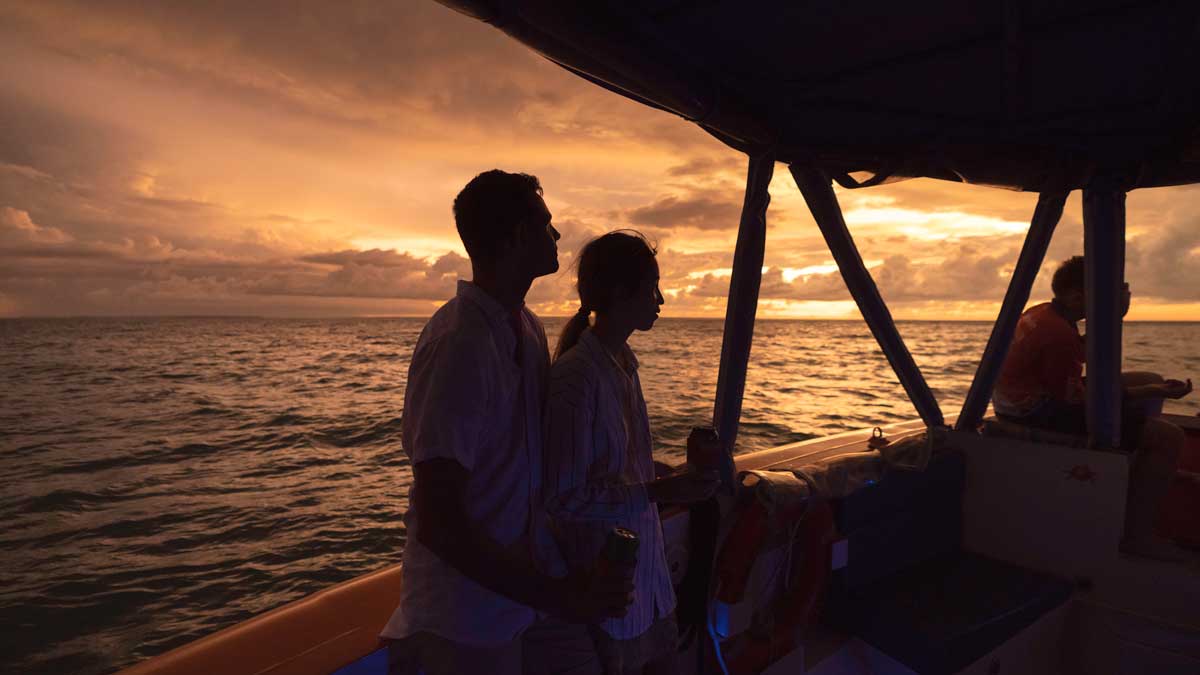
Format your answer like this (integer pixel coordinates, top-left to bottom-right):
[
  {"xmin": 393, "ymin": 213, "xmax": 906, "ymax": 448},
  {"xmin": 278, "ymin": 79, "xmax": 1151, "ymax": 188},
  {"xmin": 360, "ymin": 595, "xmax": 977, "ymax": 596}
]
[{"xmin": 0, "ymin": 317, "xmax": 1196, "ymax": 674}]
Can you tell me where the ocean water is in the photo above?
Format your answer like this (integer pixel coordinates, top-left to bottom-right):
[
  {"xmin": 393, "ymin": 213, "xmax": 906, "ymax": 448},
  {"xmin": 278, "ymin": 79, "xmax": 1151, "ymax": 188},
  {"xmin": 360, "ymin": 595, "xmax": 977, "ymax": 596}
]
[{"xmin": 1, "ymin": 317, "xmax": 1197, "ymax": 674}]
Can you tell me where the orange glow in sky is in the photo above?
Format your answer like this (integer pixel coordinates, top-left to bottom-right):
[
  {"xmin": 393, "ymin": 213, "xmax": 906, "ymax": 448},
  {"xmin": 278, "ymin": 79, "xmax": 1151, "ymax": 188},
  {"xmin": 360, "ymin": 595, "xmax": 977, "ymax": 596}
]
[{"xmin": 1, "ymin": 2, "xmax": 1197, "ymax": 320}]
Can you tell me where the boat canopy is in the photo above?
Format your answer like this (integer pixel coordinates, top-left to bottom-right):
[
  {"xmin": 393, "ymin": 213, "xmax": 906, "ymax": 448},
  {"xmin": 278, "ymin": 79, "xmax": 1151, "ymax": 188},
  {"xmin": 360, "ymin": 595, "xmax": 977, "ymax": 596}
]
[
  {"xmin": 438, "ymin": 0, "xmax": 1196, "ymax": 461},
  {"xmin": 438, "ymin": 0, "xmax": 1200, "ymax": 191}
]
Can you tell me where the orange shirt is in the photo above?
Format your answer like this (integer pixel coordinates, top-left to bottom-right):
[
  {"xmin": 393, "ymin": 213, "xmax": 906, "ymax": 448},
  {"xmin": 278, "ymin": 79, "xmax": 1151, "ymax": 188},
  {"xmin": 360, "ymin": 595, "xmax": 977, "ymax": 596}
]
[{"xmin": 993, "ymin": 302, "xmax": 1085, "ymax": 417}]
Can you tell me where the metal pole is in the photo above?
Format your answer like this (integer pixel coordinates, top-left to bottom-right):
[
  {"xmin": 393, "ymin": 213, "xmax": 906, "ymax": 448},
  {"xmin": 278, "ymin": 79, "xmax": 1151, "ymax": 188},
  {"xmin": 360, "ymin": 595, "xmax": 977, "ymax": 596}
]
[
  {"xmin": 1083, "ymin": 176, "xmax": 1126, "ymax": 449},
  {"xmin": 713, "ymin": 151, "xmax": 774, "ymax": 486},
  {"xmin": 957, "ymin": 191, "xmax": 1068, "ymax": 431},
  {"xmin": 790, "ymin": 165, "xmax": 945, "ymax": 429}
]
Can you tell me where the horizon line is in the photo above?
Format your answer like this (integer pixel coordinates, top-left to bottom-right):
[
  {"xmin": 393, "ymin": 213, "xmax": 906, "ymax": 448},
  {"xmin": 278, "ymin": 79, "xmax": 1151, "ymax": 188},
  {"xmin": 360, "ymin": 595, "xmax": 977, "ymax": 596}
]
[{"xmin": 4, "ymin": 314, "xmax": 1199, "ymax": 323}]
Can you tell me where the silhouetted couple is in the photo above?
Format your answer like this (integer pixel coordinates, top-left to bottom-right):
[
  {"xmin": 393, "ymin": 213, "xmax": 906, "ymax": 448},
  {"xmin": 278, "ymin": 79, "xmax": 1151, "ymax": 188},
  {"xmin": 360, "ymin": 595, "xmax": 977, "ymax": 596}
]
[
  {"xmin": 994, "ymin": 255, "xmax": 1193, "ymax": 560},
  {"xmin": 381, "ymin": 170, "xmax": 720, "ymax": 675}
]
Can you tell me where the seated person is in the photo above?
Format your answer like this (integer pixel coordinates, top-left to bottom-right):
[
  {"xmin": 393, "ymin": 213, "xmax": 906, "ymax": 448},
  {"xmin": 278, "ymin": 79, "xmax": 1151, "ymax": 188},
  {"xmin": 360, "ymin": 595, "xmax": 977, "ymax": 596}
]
[{"xmin": 994, "ymin": 255, "xmax": 1193, "ymax": 559}]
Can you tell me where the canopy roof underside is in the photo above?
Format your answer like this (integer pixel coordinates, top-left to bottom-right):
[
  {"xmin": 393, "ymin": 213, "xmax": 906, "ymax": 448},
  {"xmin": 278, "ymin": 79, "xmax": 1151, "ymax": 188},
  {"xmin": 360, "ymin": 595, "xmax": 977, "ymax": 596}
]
[{"xmin": 440, "ymin": 0, "xmax": 1200, "ymax": 192}]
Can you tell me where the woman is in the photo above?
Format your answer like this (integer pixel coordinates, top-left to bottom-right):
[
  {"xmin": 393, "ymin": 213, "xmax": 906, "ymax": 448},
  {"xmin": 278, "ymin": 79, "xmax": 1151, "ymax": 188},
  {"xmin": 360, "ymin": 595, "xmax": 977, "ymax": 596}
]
[{"xmin": 543, "ymin": 230, "xmax": 720, "ymax": 675}]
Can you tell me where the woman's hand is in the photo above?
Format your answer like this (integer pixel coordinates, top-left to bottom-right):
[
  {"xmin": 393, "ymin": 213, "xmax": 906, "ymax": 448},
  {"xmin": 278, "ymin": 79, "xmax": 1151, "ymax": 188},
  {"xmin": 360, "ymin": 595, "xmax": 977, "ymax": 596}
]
[
  {"xmin": 1161, "ymin": 378, "xmax": 1193, "ymax": 399},
  {"xmin": 647, "ymin": 468, "xmax": 721, "ymax": 504},
  {"xmin": 1126, "ymin": 378, "xmax": 1192, "ymax": 401}
]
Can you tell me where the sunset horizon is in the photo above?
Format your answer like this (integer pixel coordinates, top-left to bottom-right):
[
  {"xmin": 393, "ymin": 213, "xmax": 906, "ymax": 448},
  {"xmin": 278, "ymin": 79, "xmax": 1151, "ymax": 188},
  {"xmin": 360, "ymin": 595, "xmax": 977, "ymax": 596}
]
[{"xmin": 7, "ymin": 312, "xmax": 1200, "ymax": 322}]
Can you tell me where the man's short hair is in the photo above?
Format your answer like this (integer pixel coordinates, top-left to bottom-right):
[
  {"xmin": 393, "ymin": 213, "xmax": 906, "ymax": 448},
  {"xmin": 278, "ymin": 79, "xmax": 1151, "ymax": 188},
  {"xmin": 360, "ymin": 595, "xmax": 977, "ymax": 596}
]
[
  {"xmin": 1051, "ymin": 255, "xmax": 1086, "ymax": 296},
  {"xmin": 453, "ymin": 170, "xmax": 543, "ymax": 262}
]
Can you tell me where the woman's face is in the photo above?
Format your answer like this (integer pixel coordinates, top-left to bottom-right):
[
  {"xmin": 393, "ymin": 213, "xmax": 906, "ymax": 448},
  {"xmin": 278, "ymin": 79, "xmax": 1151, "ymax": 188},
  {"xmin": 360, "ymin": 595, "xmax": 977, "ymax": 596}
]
[{"xmin": 626, "ymin": 265, "xmax": 664, "ymax": 332}]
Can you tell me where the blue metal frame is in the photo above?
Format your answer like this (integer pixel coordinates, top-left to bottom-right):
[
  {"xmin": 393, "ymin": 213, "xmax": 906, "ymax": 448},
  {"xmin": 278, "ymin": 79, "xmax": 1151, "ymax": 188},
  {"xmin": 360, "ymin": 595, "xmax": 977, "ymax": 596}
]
[
  {"xmin": 790, "ymin": 165, "xmax": 945, "ymax": 429},
  {"xmin": 713, "ymin": 151, "xmax": 775, "ymax": 487},
  {"xmin": 957, "ymin": 191, "xmax": 1068, "ymax": 431},
  {"xmin": 1083, "ymin": 177, "xmax": 1127, "ymax": 449}
]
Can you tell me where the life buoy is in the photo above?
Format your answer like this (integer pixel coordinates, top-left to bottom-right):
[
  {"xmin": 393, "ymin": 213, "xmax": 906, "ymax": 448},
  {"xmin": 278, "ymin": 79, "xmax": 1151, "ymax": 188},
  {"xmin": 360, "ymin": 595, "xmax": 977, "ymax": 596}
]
[
  {"xmin": 714, "ymin": 499, "xmax": 771, "ymax": 603},
  {"xmin": 1155, "ymin": 432, "xmax": 1200, "ymax": 547},
  {"xmin": 714, "ymin": 500, "xmax": 838, "ymax": 674}
]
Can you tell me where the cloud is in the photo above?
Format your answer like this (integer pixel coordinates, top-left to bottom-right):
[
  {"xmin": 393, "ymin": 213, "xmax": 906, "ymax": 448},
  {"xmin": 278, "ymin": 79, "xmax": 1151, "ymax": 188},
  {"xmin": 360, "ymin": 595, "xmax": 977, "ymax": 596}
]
[
  {"xmin": 1126, "ymin": 214, "xmax": 1200, "ymax": 301},
  {"xmin": 628, "ymin": 192, "xmax": 744, "ymax": 232},
  {"xmin": 685, "ymin": 244, "xmax": 1016, "ymax": 306},
  {"xmin": 256, "ymin": 249, "xmax": 472, "ymax": 300},
  {"xmin": 0, "ymin": 207, "xmax": 72, "ymax": 244},
  {"xmin": 0, "ymin": 0, "xmax": 704, "ymax": 152},
  {"xmin": 0, "ymin": 162, "xmax": 53, "ymax": 181},
  {"xmin": 666, "ymin": 156, "xmax": 744, "ymax": 178},
  {"xmin": 300, "ymin": 248, "xmax": 429, "ymax": 268}
]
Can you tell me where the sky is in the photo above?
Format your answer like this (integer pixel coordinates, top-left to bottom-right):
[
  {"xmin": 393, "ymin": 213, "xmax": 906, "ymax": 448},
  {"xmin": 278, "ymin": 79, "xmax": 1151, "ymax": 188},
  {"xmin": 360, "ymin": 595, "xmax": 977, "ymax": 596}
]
[{"xmin": 1, "ymin": 1, "xmax": 1198, "ymax": 320}]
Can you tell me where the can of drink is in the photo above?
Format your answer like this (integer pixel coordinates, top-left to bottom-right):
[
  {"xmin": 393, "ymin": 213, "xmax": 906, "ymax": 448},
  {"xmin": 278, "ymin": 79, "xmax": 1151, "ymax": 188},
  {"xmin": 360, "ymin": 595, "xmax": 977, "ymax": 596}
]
[
  {"xmin": 598, "ymin": 527, "xmax": 639, "ymax": 577},
  {"xmin": 687, "ymin": 426, "xmax": 722, "ymax": 471}
]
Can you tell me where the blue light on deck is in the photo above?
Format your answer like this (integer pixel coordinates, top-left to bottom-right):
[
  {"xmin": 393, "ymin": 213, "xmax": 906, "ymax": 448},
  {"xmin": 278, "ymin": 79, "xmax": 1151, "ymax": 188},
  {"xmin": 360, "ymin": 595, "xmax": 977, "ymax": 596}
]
[
  {"xmin": 712, "ymin": 600, "xmax": 732, "ymax": 638},
  {"xmin": 331, "ymin": 647, "xmax": 389, "ymax": 675}
]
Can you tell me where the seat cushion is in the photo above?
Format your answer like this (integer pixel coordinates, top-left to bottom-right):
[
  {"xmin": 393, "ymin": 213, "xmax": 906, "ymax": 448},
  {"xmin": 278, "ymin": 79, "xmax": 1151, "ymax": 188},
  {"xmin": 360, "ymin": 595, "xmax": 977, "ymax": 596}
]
[
  {"xmin": 832, "ymin": 553, "xmax": 1074, "ymax": 675},
  {"xmin": 833, "ymin": 450, "xmax": 965, "ymax": 589}
]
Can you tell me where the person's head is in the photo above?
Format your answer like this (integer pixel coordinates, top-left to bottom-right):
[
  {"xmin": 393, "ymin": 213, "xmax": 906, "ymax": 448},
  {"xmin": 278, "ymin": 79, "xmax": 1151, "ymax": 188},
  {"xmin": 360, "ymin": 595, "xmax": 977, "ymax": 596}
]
[
  {"xmin": 554, "ymin": 230, "xmax": 663, "ymax": 360},
  {"xmin": 1050, "ymin": 255, "xmax": 1131, "ymax": 319},
  {"xmin": 453, "ymin": 169, "xmax": 560, "ymax": 279},
  {"xmin": 1051, "ymin": 255, "xmax": 1086, "ymax": 319}
]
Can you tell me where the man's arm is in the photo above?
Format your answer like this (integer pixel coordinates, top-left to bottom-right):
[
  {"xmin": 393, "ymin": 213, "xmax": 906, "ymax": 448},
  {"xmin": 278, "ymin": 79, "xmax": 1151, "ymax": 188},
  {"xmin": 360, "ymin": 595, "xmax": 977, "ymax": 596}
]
[{"xmin": 412, "ymin": 458, "xmax": 632, "ymax": 621}]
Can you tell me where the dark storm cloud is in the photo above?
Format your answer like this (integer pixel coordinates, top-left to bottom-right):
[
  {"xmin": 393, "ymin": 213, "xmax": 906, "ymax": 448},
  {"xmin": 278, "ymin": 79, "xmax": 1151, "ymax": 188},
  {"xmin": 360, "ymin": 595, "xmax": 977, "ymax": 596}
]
[
  {"xmin": 0, "ymin": 0, "xmax": 705, "ymax": 148},
  {"xmin": 666, "ymin": 156, "xmax": 745, "ymax": 178},
  {"xmin": 1, "ymin": 1, "xmax": 526, "ymax": 126},
  {"xmin": 628, "ymin": 192, "xmax": 744, "ymax": 232}
]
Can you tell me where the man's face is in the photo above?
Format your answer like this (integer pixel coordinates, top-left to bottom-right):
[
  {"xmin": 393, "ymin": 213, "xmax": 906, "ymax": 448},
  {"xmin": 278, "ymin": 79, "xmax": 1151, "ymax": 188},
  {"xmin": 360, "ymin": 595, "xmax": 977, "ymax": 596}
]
[
  {"xmin": 1069, "ymin": 282, "xmax": 1131, "ymax": 319},
  {"xmin": 512, "ymin": 194, "xmax": 559, "ymax": 278}
]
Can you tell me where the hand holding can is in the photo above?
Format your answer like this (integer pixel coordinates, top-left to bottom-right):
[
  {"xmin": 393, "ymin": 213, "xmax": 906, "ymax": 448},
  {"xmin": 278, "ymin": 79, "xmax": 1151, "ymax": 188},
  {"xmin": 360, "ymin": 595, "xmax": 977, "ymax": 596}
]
[
  {"xmin": 596, "ymin": 526, "xmax": 639, "ymax": 582},
  {"xmin": 687, "ymin": 426, "xmax": 723, "ymax": 471}
]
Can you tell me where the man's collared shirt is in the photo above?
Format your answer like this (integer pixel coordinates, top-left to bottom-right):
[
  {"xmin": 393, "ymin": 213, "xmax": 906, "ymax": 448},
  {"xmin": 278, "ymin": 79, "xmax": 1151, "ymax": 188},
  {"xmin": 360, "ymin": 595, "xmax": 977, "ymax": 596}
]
[
  {"xmin": 543, "ymin": 329, "xmax": 675, "ymax": 640},
  {"xmin": 382, "ymin": 281, "xmax": 553, "ymax": 646}
]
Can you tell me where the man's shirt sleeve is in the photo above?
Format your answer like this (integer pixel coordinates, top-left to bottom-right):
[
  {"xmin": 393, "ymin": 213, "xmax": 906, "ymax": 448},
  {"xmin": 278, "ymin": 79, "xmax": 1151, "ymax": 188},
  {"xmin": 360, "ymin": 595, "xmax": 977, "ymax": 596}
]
[{"xmin": 403, "ymin": 331, "xmax": 491, "ymax": 471}]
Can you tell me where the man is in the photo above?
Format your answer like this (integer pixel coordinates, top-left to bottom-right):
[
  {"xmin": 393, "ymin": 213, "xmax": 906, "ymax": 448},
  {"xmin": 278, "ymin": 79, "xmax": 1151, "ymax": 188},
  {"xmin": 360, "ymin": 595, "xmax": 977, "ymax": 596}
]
[
  {"xmin": 994, "ymin": 255, "xmax": 1193, "ymax": 558},
  {"xmin": 382, "ymin": 170, "xmax": 631, "ymax": 674}
]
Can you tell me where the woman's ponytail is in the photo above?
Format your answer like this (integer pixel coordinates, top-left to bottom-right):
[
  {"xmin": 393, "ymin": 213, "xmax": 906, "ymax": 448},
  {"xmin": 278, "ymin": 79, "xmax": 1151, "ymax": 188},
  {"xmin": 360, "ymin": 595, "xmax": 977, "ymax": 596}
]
[{"xmin": 554, "ymin": 307, "xmax": 591, "ymax": 361}]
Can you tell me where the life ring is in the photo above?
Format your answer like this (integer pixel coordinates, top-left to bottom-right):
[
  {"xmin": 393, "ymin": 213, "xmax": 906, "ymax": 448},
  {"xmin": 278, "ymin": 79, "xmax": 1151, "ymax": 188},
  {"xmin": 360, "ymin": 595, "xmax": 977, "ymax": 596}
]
[{"xmin": 714, "ymin": 500, "xmax": 838, "ymax": 674}]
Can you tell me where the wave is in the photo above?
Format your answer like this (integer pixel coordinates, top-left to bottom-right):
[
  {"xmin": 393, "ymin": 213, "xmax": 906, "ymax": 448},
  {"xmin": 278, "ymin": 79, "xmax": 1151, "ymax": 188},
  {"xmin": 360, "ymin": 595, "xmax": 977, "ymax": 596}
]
[
  {"xmin": 186, "ymin": 406, "xmax": 233, "ymax": 417},
  {"xmin": 264, "ymin": 412, "xmax": 311, "ymax": 427}
]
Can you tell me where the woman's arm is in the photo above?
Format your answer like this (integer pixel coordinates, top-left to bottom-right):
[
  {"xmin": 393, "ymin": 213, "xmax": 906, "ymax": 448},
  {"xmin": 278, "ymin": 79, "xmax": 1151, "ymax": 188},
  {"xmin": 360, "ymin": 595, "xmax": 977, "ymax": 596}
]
[{"xmin": 1127, "ymin": 378, "xmax": 1193, "ymax": 401}]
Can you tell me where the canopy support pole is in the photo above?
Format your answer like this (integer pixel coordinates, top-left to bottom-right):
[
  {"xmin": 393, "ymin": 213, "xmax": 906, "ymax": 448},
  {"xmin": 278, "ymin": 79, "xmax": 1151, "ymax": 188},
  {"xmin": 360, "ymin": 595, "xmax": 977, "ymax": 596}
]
[
  {"xmin": 790, "ymin": 165, "xmax": 945, "ymax": 429},
  {"xmin": 1083, "ymin": 176, "xmax": 1127, "ymax": 449},
  {"xmin": 713, "ymin": 152, "xmax": 775, "ymax": 483},
  {"xmin": 956, "ymin": 190, "xmax": 1068, "ymax": 431}
]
